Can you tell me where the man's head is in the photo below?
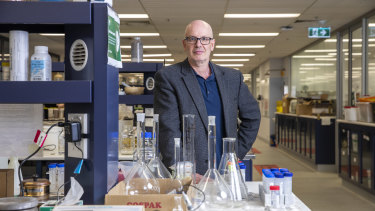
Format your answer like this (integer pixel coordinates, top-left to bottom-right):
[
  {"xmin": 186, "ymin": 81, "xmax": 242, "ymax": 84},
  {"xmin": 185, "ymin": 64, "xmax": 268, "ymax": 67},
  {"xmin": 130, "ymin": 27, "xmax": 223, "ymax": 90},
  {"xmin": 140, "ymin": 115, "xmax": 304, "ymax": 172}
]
[{"xmin": 183, "ymin": 20, "xmax": 215, "ymax": 67}]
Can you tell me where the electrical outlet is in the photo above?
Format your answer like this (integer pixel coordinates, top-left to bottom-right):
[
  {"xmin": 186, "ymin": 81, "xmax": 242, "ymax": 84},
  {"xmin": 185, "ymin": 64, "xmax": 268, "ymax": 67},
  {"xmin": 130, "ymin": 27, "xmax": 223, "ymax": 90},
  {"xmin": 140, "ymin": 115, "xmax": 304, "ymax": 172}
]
[
  {"xmin": 68, "ymin": 138, "xmax": 88, "ymax": 159},
  {"xmin": 68, "ymin": 113, "xmax": 89, "ymax": 134}
]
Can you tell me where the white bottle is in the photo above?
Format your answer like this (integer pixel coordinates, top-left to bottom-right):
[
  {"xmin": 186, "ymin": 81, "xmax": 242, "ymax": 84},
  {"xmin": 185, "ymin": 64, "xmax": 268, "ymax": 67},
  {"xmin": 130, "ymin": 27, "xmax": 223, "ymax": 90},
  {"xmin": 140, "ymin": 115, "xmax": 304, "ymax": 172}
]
[
  {"xmin": 58, "ymin": 130, "xmax": 65, "ymax": 156},
  {"xmin": 48, "ymin": 163, "xmax": 57, "ymax": 194},
  {"xmin": 30, "ymin": 46, "xmax": 51, "ymax": 81},
  {"xmin": 8, "ymin": 156, "xmax": 22, "ymax": 196},
  {"xmin": 57, "ymin": 163, "xmax": 65, "ymax": 195}
]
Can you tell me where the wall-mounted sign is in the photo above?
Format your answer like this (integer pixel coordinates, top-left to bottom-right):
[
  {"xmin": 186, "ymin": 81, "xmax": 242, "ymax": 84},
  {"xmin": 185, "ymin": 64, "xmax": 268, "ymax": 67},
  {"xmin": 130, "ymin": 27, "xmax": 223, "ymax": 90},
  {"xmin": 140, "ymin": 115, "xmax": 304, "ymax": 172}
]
[{"xmin": 308, "ymin": 27, "xmax": 331, "ymax": 38}]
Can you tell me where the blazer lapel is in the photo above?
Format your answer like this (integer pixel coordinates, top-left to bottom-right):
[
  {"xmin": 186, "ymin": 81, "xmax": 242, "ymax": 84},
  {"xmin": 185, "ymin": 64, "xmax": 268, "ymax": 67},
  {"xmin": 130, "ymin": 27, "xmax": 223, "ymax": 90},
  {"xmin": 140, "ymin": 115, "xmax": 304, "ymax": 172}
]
[
  {"xmin": 212, "ymin": 64, "xmax": 230, "ymax": 136},
  {"xmin": 181, "ymin": 59, "xmax": 208, "ymax": 131}
]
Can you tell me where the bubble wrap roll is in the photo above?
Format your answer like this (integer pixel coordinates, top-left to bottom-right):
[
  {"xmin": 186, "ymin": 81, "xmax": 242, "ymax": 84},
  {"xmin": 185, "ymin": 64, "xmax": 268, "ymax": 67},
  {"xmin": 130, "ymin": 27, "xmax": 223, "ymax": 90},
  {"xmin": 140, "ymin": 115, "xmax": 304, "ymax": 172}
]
[{"xmin": 9, "ymin": 30, "xmax": 29, "ymax": 81}]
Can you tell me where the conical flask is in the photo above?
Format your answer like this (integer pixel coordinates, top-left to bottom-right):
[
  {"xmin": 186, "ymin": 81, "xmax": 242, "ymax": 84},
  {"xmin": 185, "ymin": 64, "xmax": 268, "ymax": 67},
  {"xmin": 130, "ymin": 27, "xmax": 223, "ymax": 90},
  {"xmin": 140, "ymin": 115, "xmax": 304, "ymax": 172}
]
[
  {"xmin": 182, "ymin": 114, "xmax": 196, "ymax": 184},
  {"xmin": 218, "ymin": 137, "xmax": 248, "ymax": 202},
  {"xmin": 148, "ymin": 114, "xmax": 172, "ymax": 178},
  {"xmin": 123, "ymin": 113, "xmax": 160, "ymax": 195},
  {"xmin": 194, "ymin": 116, "xmax": 233, "ymax": 209}
]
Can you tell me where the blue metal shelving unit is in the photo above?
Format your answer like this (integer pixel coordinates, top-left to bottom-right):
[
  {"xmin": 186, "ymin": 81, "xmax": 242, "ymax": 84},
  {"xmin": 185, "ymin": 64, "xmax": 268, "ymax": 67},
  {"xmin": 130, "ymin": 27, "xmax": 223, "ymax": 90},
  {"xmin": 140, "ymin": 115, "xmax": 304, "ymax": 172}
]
[{"xmin": 0, "ymin": 2, "xmax": 118, "ymax": 204}]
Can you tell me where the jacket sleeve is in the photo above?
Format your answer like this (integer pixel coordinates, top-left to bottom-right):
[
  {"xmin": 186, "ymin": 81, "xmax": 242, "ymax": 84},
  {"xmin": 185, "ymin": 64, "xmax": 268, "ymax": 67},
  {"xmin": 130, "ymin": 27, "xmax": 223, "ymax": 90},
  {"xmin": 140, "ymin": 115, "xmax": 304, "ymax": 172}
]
[
  {"xmin": 153, "ymin": 69, "xmax": 181, "ymax": 169},
  {"xmin": 237, "ymin": 73, "xmax": 261, "ymax": 159}
]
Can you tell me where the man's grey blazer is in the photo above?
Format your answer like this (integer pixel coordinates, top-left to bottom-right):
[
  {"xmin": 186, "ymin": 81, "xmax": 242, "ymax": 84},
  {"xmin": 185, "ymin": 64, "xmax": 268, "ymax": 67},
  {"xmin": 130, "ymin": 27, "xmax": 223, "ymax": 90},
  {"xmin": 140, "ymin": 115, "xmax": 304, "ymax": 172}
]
[{"xmin": 154, "ymin": 59, "xmax": 261, "ymax": 175}]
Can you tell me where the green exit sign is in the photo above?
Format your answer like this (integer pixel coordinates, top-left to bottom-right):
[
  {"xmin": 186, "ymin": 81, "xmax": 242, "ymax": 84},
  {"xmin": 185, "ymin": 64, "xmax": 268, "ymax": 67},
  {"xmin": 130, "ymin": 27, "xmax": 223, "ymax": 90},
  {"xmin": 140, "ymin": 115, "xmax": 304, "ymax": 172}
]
[{"xmin": 308, "ymin": 27, "xmax": 331, "ymax": 38}]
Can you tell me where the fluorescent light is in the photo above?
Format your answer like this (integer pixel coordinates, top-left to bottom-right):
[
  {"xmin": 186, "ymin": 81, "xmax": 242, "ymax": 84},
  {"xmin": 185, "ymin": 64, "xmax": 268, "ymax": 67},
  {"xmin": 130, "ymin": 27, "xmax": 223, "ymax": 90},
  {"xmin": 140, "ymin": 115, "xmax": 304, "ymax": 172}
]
[
  {"xmin": 369, "ymin": 63, "xmax": 375, "ymax": 66},
  {"xmin": 304, "ymin": 49, "xmax": 336, "ymax": 53},
  {"xmin": 122, "ymin": 59, "xmax": 175, "ymax": 62},
  {"xmin": 314, "ymin": 58, "xmax": 337, "ymax": 61},
  {"xmin": 164, "ymin": 64, "xmax": 172, "ymax": 66},
  {"xmin": 40, "ymin": 33, "xmax": 64, "ymax": 36},
  {"xmin": 299, "ymin": 71, "xmax": 307, "ymax": 74},
  {"xmin": 299, "ymin": 67, "xmax": 320, "ymax": 70},
  {"xmin": 224, "ymin": 13, "xmax": 300, "ymax": 18},
  {"xmin": 0, "ymin": 54, "xmax": 10, "ymax": 56},
  {"xmin": 211, "ymin": 59, "xmax": 250, "ymax": 62},
  {"xmin": 143, "ymin": 54, "xmax": 171, "ymax": 57},
  {"xmin": 217, "ymin": 64, "xmax": 244, "ymax": 67},
  {"xmin": 216, "ymin": 45, "xmax": 265, "ymax": 48},
  {"xmin": 213, "ymin": 53, "xmax": 255, "ymax": 57},
  {"xmin": 120, "ymin": 33, "xmax": 159, "ymax": 37},
  {"xmin": 293, "ymin": 55, "xmax": 333, "ymax": 58},
  {"xmin": 118, "ymin": 14, "xmax": 149, "ymax": 19},
  {"xmin": 353, "ymin": 44, "xmax": 362, "ymax": 47},
  {"xmin": 301, "ymin": 63, "xmax": 335, "ymax": 66},
  {"xmin": 219, "ymin": 33, "xmax": 279, "ymax": 36},
  {"xmin": 121, "ymin": 45, "xmax": 167, "ymax": 49},
  {"xmin": 368, "ymin": 23, "xmax": 375, "ymax": 27}
]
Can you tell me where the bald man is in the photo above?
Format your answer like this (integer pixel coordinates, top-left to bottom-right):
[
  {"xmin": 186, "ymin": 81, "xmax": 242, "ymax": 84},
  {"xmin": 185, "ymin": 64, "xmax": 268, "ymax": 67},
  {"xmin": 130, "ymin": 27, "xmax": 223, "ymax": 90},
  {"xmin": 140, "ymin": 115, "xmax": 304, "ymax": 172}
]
[{"xmin": 154, "ymin": 20, "xmax": 260, "ymax": 178}]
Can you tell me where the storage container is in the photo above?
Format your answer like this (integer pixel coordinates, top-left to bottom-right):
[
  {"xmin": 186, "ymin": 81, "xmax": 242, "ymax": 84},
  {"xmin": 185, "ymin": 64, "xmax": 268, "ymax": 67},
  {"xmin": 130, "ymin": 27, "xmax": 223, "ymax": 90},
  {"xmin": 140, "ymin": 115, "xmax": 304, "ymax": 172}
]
[{"xmin": 356, "ymin": 102, "xmax": 375, "ymax": 123}]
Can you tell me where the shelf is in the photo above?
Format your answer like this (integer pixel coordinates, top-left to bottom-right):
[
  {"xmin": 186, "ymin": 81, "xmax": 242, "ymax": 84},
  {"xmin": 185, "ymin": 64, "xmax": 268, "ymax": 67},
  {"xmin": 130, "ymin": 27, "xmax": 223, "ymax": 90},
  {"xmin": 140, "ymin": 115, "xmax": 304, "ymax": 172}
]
[
  {"xmin": 0, "ymin": 2, "xmax": 91, "ymax": 33},
  {"xmin": 119, "ymin": 62, "xmax": 163, "ymax": 73},
  {"xmin": 337, "ymin": 119, "xmax": 375, "ymax": 127},
  {"xmin": 275, "ymin": 112, "xmax": 336, "ymax": 120},
  {"xmin": 119, "ymin": 95, "xmax": 153, "ymax": 105},
  {"xmin": 0, "ymin": 81, "xmax": 92, "ymax": 103}
]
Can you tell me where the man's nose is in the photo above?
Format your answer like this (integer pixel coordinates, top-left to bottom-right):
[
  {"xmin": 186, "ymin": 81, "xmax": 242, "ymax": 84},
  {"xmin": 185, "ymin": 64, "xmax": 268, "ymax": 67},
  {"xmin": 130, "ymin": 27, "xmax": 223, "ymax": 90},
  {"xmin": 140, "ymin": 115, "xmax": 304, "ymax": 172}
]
[{"xmin": 195, "ymin": 39, "xmax": 203, "ymax": 47}]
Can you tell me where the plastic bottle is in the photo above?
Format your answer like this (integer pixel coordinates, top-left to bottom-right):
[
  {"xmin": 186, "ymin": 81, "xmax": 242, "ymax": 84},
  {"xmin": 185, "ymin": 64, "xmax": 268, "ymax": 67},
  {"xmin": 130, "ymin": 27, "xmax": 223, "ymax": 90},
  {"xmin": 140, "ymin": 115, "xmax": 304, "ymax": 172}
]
[
  {"xmin": 8, "ymin": 157, "xmax": 22, "ymax": 196},
  {"xmin": 274, "ymin": 172, "xmax": 284, "ymax": 196},
  {"xmin": 58, "ymin": 130, "xmax": 65, "ymax": 156},
  {"xmin": 30, "ymin": 46, "xmax": 52, "ymax": 81},
  {"xmin": 262, "ymin": 169, "xmax": 275, "ymax": 194},
  {"xmin": 130, "ymin": 37, "xmax": 143, "ymax": 62},
  {"xmin": 270, "ymin": 185, "xmax": 280, "ymax": 208},
  {"xmin": 57, "ymin": 163, "xmax": 64, "ymax": 195},
  {"xmin": 283, "ymin": 172, "xmax": 293, "ymax": 195},
  {"xmin": 48, "ymin": 163, "xmax": 57, "ymax": 194},
  {"xmin": 239, "ymin": 162, "xmax": 246, "ymax": 182}
]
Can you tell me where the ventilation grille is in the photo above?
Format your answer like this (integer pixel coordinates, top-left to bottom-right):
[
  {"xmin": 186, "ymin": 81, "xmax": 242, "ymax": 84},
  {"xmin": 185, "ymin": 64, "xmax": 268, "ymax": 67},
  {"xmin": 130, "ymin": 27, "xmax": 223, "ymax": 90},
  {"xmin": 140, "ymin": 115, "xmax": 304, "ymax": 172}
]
[{"xmin": 70, "ymin": 39, "xmax": 88, "ymax": 71}]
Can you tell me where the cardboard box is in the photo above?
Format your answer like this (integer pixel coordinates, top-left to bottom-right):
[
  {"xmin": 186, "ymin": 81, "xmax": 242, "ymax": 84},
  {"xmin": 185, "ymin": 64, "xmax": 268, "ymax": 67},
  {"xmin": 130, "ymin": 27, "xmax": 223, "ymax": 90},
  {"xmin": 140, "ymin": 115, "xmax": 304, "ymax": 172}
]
[
  {"xmin": 296, "ymin": 101, "xmax": 313, "ymax": 115},
  {"xmin": 105, "ymin": 179, "xmax": 188, "ymax": 211},
  {"xmin": 0, "ymin": 169, "xmax": 14, "ymax": 197},
  {"xmin": 282, "ymin": 95, "xmax": 294, "ymax": 113}
]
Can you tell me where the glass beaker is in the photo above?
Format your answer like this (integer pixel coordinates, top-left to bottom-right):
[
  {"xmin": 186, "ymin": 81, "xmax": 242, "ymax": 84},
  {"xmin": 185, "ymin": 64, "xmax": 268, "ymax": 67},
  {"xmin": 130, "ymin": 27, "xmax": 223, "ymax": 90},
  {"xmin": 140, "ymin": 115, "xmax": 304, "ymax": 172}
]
[
  {"xmin": 194, "ymin": 116, "xmax": 233, "ymax": 209},
  {"xmin": 218, "ymin": 138, "xmax": 248, "ymax": 202},
  {"xmin": 182, "ymin": 114, "xmax": 196, "ymax": 185},
  {"xmin": 148, "ymin": 114, "xmax": 172, "ymax": 178},
  {"xmin": 123, "ymin": 113, "xmax": 160, "ymax": 195}
]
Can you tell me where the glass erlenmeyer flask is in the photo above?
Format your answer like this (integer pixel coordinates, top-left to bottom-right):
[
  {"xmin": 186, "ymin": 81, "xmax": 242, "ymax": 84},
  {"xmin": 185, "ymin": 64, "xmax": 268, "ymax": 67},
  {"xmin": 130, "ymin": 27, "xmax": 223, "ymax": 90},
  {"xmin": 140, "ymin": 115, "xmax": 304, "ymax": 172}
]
[
  {"xmin": 182, "ymin": 114, "xmax": 196, "ymax": 185},
  {"xmin": 123, "ymin": 113, "xmax": 160, "ymax": 195},
  {"xmin": 218, "ymin": 137, "xmax": 248, "ymax": 202},
  {"xmin": 195, "ymin": 116, "xmax": 233, "ymax": 208},
  {"xmin": 148, "ymin": 114, "xmax": 172, "ymax": 178}
]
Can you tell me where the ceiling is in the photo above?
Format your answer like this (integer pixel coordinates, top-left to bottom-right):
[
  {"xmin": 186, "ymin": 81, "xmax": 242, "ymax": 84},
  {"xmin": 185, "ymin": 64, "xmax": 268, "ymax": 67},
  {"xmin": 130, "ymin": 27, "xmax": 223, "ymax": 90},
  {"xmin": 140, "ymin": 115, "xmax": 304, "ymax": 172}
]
[{"xmin": 6, "ymin": 0, "xmax": 375, "ymax": 74}]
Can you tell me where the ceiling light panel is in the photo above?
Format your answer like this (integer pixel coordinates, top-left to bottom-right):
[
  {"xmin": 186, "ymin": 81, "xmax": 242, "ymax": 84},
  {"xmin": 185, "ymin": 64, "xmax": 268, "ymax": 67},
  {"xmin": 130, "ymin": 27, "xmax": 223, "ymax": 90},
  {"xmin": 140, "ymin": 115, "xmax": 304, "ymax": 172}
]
[
  {"xmin": 213, "ymin": 53, "xmax": 255, "ymax": 57},
  {"xmin": 211, "ymin": 59, "xmax": 250, "ymax": 62},
  {"xmin": 224, "ymin": 13, "xmax": 300, "ymax": 18}
]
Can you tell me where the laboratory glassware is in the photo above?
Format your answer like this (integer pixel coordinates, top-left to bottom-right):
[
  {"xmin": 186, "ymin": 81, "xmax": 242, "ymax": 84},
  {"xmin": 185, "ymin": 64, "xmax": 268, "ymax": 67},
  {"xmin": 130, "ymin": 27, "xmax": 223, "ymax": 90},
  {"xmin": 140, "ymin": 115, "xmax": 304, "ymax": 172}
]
[
  {"xmin": 218, "ymin": 137, "xmax": 249, "ymax": 201},
  {"xmin": 123, "ymin": 113, "xmax": 160, "ymax": 195},
  {"xmin": 148, "ymin": 114, "xmax": 172, "ymax": 178},
  {"xmin": 194, "ymin": 116, "xmax": 234, "ymax": 209},
  {"xmin": 182, "ymin": 114, "xmax": 196, "ymax": 184}
]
